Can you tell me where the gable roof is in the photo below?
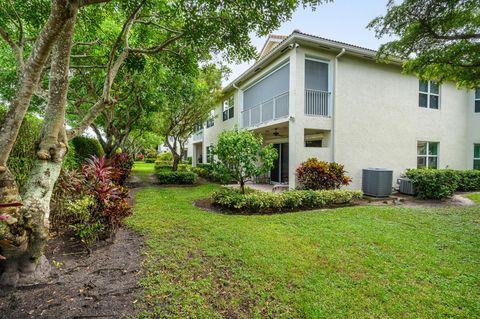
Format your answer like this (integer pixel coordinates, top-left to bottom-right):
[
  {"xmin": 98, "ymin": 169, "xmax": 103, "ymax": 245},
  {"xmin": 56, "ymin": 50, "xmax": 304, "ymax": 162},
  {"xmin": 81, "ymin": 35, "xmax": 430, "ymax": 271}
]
[{"xmin": 223, "ymin": 30, "xmax": 402, "ymax": 93}]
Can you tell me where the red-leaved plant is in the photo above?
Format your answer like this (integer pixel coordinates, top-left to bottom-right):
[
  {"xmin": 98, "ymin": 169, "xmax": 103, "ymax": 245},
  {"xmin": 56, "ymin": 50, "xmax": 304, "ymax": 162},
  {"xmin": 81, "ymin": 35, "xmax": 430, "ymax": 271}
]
[
  {"xmin": 296, "ymin": 158, "xmax": 351, "ymax": 190},
  {"xmin": 82, "ymin": 155, "xmax": 132, "ymax": 234},
  {"xmin": 108, "ymin": 152, "xmax": 134, "ymax": 186}
]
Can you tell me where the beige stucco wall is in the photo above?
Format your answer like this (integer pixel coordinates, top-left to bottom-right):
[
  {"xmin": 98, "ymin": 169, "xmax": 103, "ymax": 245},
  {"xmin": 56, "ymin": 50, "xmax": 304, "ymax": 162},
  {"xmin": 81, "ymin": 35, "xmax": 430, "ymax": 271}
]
[
  {"xmin": 189, "ymin": 45, "xmax": 476, "ymax": 191},
  {"xmin": 335, "ymin": 55, "xmax": 471, "ymax": 189}
]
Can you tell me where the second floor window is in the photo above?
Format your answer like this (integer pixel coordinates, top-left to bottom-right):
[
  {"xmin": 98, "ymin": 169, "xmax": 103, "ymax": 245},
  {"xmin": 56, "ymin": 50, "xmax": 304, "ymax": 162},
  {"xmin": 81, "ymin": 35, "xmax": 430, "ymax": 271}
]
[
  {"xmin": 417, "ymin": 141, "xmax": 439, "ymax": 169},
  {"xmin": 474, "ymin": 144, "xmax": 480, "ymax": 170},
  {"xmin": 475, "ymin": 88, "xmax": 480, "ymax": 113},
  {"xmin": 223, "ymin": 96, "xmax": 234, "ymax": 121},
  {"xmin": 206, "ymin": 110, "xmax": 215, "ymax": 128},
  {"xmin": 419, "ymin": 80, "xmax": 439, "ymax": 109}
]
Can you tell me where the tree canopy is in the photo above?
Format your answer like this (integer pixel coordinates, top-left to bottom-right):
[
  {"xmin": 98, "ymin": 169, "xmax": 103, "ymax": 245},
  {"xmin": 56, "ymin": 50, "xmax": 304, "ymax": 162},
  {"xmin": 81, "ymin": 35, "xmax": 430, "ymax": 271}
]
[{"xmin": 369, "ymin": 0, "xmax": 480, "ymax": 88}]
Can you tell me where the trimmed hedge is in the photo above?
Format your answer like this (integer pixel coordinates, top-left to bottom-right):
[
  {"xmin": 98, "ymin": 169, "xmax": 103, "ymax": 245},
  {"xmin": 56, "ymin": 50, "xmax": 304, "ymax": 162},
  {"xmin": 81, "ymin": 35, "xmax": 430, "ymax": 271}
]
[
  {"xmin": 154, "ymin": 160, "xmax": 190, "ymax": 171},
  {"xmin": 406, "ymin": 169, "xmax": 480, "ymax": 199},
  {"xmin": 406, "ymin": 169, "xmax": 460, "ymax": 199},
  {"xmin": 456, "ymin": 170, "xmax": 480, "ymax": 191},
  {"xmin": 156, "ymin": 170, "xmax": 196, "ymax": 184},
  {"xmin": 211, "ymin": 187, "xmax": 363, "ymax": 214},
  {"xmin": 71, "ymin": 136, "xmax": 103, "ymax": 164}
]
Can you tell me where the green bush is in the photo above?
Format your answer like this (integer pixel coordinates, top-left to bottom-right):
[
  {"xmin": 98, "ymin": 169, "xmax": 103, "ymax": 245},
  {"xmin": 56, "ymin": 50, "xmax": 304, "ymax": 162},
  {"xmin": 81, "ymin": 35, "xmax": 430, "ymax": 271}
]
[
  {"xmin": 144, "ymin": 157, "xmax": 156, "ymax": 163},
  {"xmin": 456, "ymin": 170, "xmax": 480, "ymax": 191},
  {"xmin": 406, "ymin": 169, "xmax": 460, "ymax": 199},
  {"xmin": 157, "ymin": 152, "xmax": 173, "ymax": 162},
  {"xmin": 71, "ymin": 136, "xmax": 103, "ymax": 165},
  {"xmin": 156, "ymin": 170, "xmax": 196, "ymax": 184},
  {"xmin": 211, "ymin": 187, "xmax": 363, "ymax": 214},
  {"xmin": 145, "ymin": 149, "xmax": 158, "ymax": 159},
  {"xmin": 0, "ymin": 107, "xmax": 42, "ymax": 189},
  {"xmin": 195, "ymin": 163, "xmax": 234, "ymax": 184}
]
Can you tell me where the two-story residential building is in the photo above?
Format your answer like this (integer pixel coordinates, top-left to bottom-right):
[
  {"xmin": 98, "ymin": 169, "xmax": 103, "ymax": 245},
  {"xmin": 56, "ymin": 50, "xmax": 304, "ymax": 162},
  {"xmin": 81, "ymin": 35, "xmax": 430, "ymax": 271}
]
[{"xmin": 188, "ymin": 30, "xmax": 480, "ymax": 189}]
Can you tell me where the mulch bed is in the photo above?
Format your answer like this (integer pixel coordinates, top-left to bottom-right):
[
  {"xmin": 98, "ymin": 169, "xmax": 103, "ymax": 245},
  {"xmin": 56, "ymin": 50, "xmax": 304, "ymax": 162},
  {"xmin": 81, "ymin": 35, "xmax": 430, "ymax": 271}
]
[{"xmin": 0, "ymin": 228, "xmax": 145, "ymax": 319}]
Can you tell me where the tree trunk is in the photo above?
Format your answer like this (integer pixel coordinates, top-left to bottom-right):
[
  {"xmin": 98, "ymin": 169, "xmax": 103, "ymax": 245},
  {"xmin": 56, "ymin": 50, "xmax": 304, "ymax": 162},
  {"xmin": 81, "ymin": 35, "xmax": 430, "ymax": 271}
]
[
  {"xmin": 172, "ymin": 154, "xmax": 180, "ymax": 171},
  {"xmin": 0, "ymin": 160, "xmax": 63, "ymax": 287},
  {"xmin": 0, "ymin": 9, "xmax": 75, "ymax": 287},
  {"xmin": 239, "ymin": 179, "xmax": 245, "ymax": 194}
]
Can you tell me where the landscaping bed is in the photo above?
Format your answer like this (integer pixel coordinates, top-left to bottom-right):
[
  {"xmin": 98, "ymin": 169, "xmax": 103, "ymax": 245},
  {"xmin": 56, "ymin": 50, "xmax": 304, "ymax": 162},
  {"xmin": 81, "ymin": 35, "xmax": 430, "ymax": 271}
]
[{"xmin": 0, "ymin": 228, "xmax": 144, "ymax": 319}]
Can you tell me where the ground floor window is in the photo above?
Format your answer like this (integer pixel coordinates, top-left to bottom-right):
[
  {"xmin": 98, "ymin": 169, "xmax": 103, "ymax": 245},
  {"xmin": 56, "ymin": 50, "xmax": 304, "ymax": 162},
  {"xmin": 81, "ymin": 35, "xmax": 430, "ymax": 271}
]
[
  {"xmin": 206, "ymin": 146, "xmax": 213, "ymax": 163},
  {"xmin": 417, "ymin": 141, "xmax": 439, "ymax": 169},
  {"xmin": 474, "ymin": 144, "xmax": 480, "ymax": 170}
]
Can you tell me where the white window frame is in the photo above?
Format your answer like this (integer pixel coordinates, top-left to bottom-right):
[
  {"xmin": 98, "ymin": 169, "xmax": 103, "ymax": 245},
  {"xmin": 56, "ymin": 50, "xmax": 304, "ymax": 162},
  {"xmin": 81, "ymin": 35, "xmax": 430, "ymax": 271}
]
[
  {"xmin": 419, "ymin": 80, "xmax": 440, "ymax": 109},
  {"xmin": 206, "ymin": 110, "xmax": 215, "ymax": 128},
  {"xmin": 223, "ymin": 96, "xmax": 234, "ymax": 121},
  {"xmin": 475, "ymin": 88, "xmax": 480, "ymax": 113},
  {"xmin": 474, "ymin": 144, "xmax": 480, "ymax": 170},
  {"xmin": 417, "ymin": 141, "xmax": 439, "ymax": 169}
]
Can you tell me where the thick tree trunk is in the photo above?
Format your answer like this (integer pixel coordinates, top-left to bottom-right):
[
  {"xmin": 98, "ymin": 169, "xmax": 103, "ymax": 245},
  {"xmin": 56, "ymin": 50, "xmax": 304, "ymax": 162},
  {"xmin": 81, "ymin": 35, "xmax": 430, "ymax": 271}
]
[
  {"xmin": 0, "ymin": 160, "xmax": 63, "ymax": 287},
  {"xmin": 0, "ymin": 9, "xmax": 75, "ymax": 287}
]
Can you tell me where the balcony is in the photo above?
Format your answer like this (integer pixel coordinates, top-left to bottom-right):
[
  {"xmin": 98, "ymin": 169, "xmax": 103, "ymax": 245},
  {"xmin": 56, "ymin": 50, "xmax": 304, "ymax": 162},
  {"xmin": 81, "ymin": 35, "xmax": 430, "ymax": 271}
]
[
  {"xmin": 241, "ymin": 92, "xmax": 289, "ymax": 128},
  {"xmin": 305, "ymin": 89, "xmax": 331, "ymax": 117},
  {"xmin": 192, "ymin": 130, "xmax": 203, "ymax": 142}
]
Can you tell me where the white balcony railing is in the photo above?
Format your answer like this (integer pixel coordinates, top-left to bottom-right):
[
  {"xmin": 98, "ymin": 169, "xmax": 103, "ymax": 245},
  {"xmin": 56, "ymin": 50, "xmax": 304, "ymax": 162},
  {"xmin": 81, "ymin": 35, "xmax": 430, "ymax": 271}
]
[
  {"xmin": 241, "ymin": 92, "xmax": 289, "ymax": 128},
  {"xmin": 192, "ymin": 130, "xmax": 203, "ymax": 142},
  {"xmin": 305, "ymin": 89, "xmax": 331, "ymax": 117}
]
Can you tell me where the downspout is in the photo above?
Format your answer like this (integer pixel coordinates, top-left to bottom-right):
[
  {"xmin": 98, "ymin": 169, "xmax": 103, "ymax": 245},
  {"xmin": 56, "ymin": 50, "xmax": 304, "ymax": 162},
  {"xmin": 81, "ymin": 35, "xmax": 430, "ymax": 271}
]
[
  {"xmin": 332, "ymin": 48, "xmax": 346, "ymax": 162},
  {"xmin": 232, "ymin": 82, "xmax": 241, "ymax": 127}
]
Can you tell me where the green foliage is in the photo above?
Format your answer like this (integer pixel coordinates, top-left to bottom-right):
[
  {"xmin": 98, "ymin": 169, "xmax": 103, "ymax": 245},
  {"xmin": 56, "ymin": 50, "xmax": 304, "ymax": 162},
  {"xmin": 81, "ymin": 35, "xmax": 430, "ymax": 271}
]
[
  {"xmin": 144, "ymin": 158, "xmax": 156, "ymax": 163},
  {"xmin": 156, "ymin": 170, "xmax": 196, "ymax": 184},
  {"xmin": 157, "ymin": 152, "xmax": 173, "ymax": 162},
  {"xmin": 406, "ymin": 169, "xmax": 460, "ymax": 199},
  {"xmin": 0, "ymin": 107, "xmax": 42, "ymax": 189},
  {"xmin": 63, "ymin": 142, "xmax": 79, "ymax": 170},
  {"xmin": 369, "ymin": 0, "xmax": 480, "ymax": 88},
  {"xmin": 212, "ymin": 128, "xmax": 278, "ymax": 193},
  {"xmin": 296, "ymin": 158, "xmax": 352, "ymax": 190},
  {"xmin": 193, "ymin": 163, "xmax": 234, "ymax": 184},
  {"xmin": 128, "ymin": 185, "xmax": 480, "ymax": 318},
  {"xmin": 70, "ymin": 136, "xmax": 103, "ymax": 165},
  {"xmin": 456, "ymin": 170, "xmax": 480, "ymax": 191},
  {"xmin": 211, "ymin": 187, "xmax": 363, "ymax": 214},
  {"xmin": 145, "ymin": 149, "xmax": 158, "ymax": 159}
]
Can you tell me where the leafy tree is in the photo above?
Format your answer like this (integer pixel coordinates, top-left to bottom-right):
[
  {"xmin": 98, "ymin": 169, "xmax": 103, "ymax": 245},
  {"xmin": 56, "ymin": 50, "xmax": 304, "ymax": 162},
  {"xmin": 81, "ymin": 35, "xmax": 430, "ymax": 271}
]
[
  {"xmin": 369, "ymin": 0, "xmax": 480, "ymax": 88},
  {"xmin": 212, "ymin": 128, "xmax": 278, "ymax": 194},
  {"xmin": 0, "ymin": 0, "xmax": 329, "ymax": 287},
  {"xmin": 153, "ymin": 63, "xmax": 225, "ymax": 171}
]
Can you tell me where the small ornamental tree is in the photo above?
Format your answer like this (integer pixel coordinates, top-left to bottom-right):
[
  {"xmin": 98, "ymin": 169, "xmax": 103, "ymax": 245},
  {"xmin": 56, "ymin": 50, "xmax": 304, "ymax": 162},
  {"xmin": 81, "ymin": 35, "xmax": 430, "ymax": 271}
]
[
  {"xmin": 296, "ymin": 158, "xmax": 351, "ymax": 190},
  {"xmin": 212, "ymin": 128, "xmax": 278, "ymax": 194}
]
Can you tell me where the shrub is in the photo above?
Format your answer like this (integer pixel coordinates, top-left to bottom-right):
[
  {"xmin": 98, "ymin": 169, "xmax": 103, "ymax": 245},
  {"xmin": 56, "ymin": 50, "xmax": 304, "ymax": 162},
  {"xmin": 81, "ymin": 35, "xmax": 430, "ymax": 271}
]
[
  {"xmin": 1, "ymin": 107, "xmax": 42, "ymax": 189},
  {"xmin": 71, "ymin": 136, "xmax": 103, "ymax": 164},
  {"xmin": 145, "ymin": 149, "xmax": 158, "ymax": 158},
  {"xmin": 156, "ymin": 170, "xmax": 196, "ymax": 184},
  {"xmin": 136, "ymin": 153, "xmax": 145, "ymax": 161},
  {"xmin": 211, "ymin": 187, "xmax": 363, "ymax": 214},
  {"xmin": 144, "ymin": 157, "xmax": 156, "ymax": 163},
  {"xmin": 296, "ymin": 158, "xmax": 351, "ymax": 190},
  {"xmin": 109, "ymin": 152, "xmax": 134, "ymax": 186},
  {"xmin": 195, "ymin": 163, "xmax": 234, "ymax": 184},
  {"xmin": 406, "ymin": 169, "xmax": 460, "ymax": 199},
  {"xmin": 81, "ymin": 156, "xmax": 132, "ymax": 236},
  {"xmin": 456, "ymin": 170, "xmax": 480, "ymax": 191},
  {"xmin": 157, "ymin": 152, "xmax": 173, "ymax": 162},
  {"xmin": 51, "ymin": 156, "xmax": 132, "ymax": 244}
]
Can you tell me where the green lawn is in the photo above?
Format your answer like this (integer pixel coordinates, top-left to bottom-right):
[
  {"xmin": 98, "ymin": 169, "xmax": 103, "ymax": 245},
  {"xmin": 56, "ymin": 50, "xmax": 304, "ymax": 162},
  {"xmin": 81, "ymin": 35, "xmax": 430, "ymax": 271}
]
[
  {"xmin": 126, "ymin": 184, "xmax": 480, "ymax": 319},
  {"xmin": 466, "ymin": 193, "xmax": 480, "ymax": 205},
  {"xmin": 133, "ymin": 161, "xmax": 155, "ymax": 175}
]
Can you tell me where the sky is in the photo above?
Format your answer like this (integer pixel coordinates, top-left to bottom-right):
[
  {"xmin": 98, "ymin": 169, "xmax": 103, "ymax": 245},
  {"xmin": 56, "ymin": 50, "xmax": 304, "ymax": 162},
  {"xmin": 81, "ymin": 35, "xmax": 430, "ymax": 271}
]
[{"xmin": 224, "ymin": 0, "xmax": 393, "ymax": 85}]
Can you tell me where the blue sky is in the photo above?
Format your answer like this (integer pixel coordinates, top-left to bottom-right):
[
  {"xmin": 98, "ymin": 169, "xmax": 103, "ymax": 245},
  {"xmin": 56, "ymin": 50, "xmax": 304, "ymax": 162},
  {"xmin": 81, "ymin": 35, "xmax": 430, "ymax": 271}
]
[{"xmin": 224, "ymin": 0, "xmax": 393, "ymax": 84}]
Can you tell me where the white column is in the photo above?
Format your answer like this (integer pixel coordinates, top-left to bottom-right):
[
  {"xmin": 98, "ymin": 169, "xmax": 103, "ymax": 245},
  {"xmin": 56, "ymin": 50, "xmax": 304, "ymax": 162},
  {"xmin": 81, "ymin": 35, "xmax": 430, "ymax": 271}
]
[{"xmin": 288, "ymin": 46, "xmax": 305, "ymax": 189}]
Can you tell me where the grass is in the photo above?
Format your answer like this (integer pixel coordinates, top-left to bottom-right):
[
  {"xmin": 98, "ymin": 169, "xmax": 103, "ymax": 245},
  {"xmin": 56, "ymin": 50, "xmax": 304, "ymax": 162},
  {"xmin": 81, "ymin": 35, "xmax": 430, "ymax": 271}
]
[
  {"xmin": 133, "ymin": 161, "xmax": 155, "ymax": 175},
  {"xmin": 126, "ymin": 183, "xmax": 480, "ymax": 319},
  {"xmin": 466, "ymin": 193, "xmax": 480, "ymax": 205}
]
